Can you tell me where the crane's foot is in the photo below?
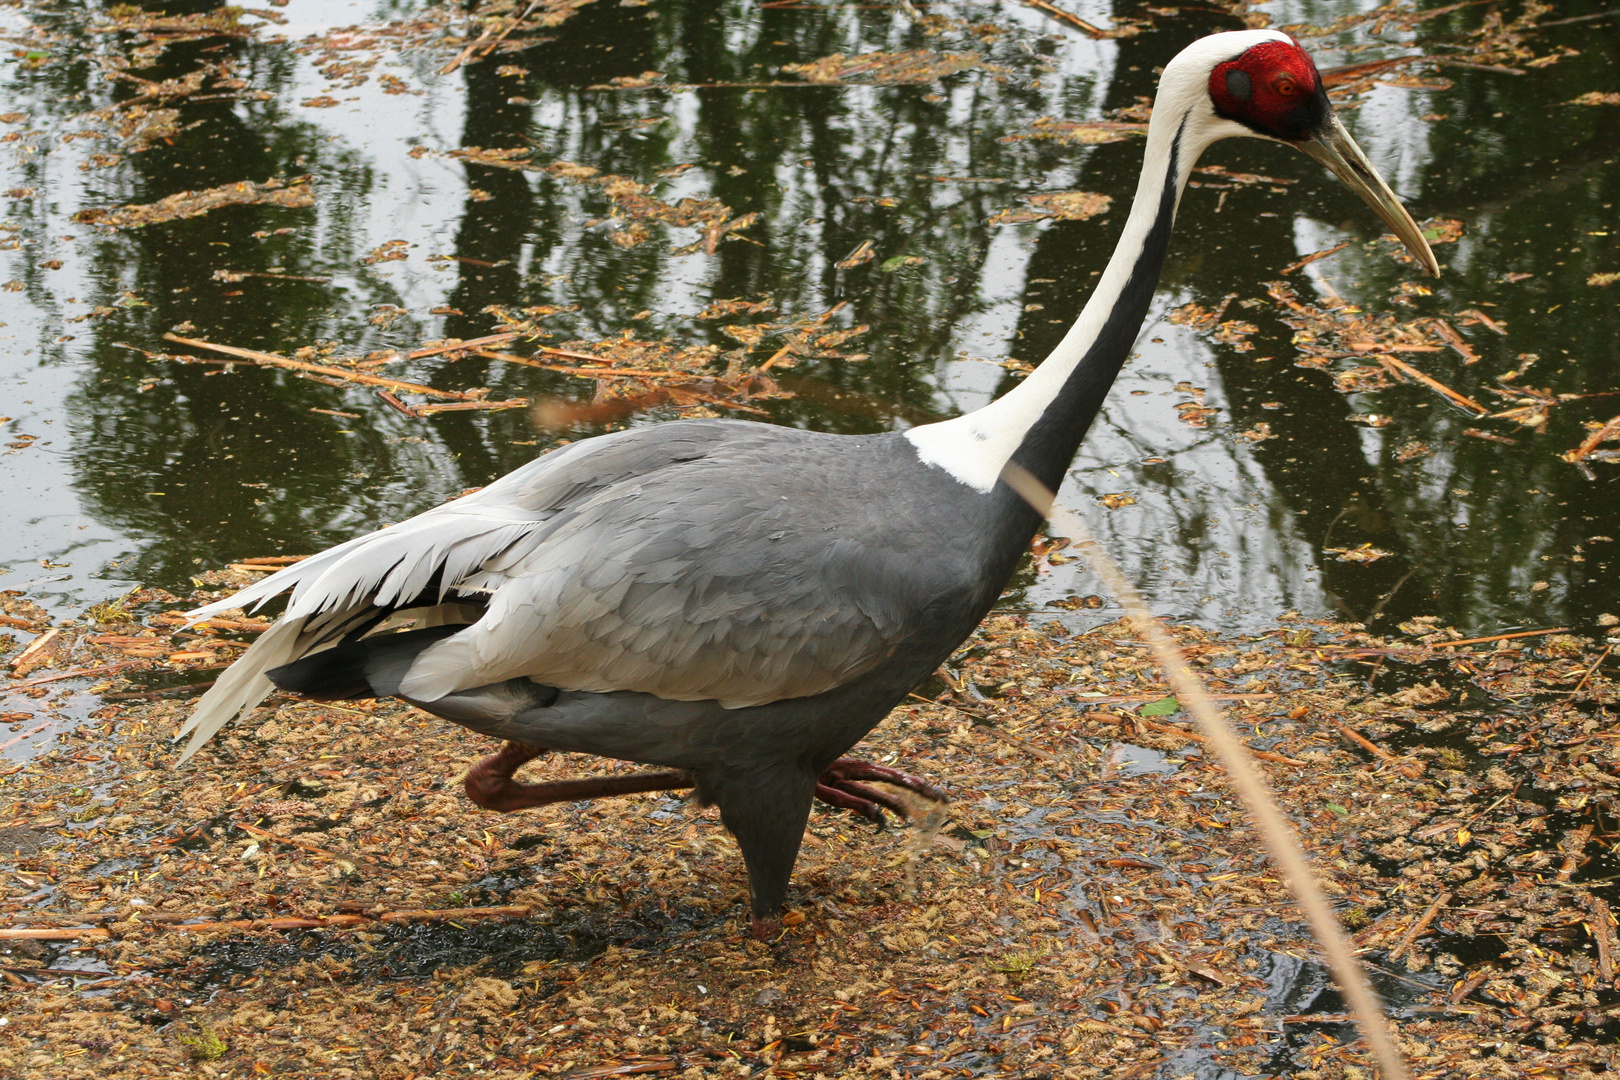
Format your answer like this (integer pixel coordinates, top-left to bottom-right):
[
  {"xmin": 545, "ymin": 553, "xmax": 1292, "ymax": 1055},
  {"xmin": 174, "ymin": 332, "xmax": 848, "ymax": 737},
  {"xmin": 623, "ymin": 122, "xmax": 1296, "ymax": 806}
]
[
  {"xmin": 463, "ymin": 740, "xmax": 695, "ymax": 812},
  {"xmin": 815, "ymin": 757, "xmax": 949, "ymax": 829}
]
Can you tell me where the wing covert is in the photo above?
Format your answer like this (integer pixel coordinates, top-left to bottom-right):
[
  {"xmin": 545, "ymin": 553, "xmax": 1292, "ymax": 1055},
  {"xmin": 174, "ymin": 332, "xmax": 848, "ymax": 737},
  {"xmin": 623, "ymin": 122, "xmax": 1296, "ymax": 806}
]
[{"xmin": 398, "ymin": 453, "xmax": 933, "ymax": 708}]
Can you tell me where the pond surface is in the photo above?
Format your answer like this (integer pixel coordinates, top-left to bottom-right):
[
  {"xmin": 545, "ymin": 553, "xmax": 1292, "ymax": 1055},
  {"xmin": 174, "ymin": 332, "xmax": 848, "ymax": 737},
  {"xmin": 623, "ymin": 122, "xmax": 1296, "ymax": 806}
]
[{"xmin": 0, "ymin": 0, "xmax": 1616, "ymax": 637}]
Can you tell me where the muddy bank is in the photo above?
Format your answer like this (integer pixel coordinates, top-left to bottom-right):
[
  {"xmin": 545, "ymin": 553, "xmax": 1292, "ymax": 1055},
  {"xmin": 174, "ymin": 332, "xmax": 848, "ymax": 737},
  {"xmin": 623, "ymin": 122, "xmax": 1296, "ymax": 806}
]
[{"xmin": 3, "ymin": 593, "xmax": 1617, "ymax": 1078}]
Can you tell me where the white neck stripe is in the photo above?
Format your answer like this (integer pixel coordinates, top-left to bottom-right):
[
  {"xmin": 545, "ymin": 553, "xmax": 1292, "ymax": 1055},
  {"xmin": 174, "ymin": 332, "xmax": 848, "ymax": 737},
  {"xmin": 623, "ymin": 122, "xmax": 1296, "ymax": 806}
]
[{"xmin": 904, "ymin": 30, "xmax": 1286, "ymax": 492}]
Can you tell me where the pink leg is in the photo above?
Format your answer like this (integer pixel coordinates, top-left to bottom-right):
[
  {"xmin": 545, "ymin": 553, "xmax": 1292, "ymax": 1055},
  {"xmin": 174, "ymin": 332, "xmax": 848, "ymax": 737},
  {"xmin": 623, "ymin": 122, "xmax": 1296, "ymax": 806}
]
[
  {"xmin": 816, "ymin": 756, "xmax": 949, "ymax": 827},
  {"xmin": 463, "ymin": 741, "xmax": 694, "ymax": 812}
]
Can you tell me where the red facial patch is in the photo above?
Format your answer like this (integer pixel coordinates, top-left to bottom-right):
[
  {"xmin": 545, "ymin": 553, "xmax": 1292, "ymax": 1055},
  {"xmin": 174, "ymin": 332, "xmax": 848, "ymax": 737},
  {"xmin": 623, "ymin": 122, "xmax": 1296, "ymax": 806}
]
[{"xmin": 1208, "ymin": 38, "xmax": 1326, "ymax": 142}]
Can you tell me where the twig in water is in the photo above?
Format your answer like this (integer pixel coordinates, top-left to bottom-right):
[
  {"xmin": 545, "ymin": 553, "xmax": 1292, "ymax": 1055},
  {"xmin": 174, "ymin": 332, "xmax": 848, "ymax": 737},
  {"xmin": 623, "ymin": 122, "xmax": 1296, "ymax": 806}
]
[
  {"xmin": 1280, "ymin": 241, "xmax": 1350, "ymax": 275},
  {"xmin": 375, "ymin": 389, "xmax": 421, "ymax": 418},
  {"xmin": 414, "ymin": 399, "xmax": 532, "ymax": 416},
  {"xmin": 1387, "ymin": 890, "xmax": 1452, "ymax": 962},
  {"xmin": 1568, "ymin": 414, "xmax": 1620, "ymax": 463},
  {"xmin": 1459, "ymin": 308, "xmax": 1507, "ymax": 335},
  {"xmin": 0, "ymin": 927, "xmax": 111, "ymax": 941},
  {"xmin": 4, "ymin": 660, "xmax": 150, "ymax": 697},
  {"xmin": 162, "ymin": 334, "xmax": 473, "ymax": 401},
  {"xmin": 1447, "ymin": 967, "xmax": 1495, "ymax": 1004},
  {"xmin": 1334, "ymin": 721, "xmax": 1423, "ymax": 778},
  {"xmin": 1428, "ymin": 319, "xmax": 1478, "ymax": 363},
  {"xmin": 999, "ymin": 461, "xmax": 1411, "ymax": 1080},
  {"xmin": 9, "ymin": 628, "xmax": 61, "ymax": 676},
  {"xmin": 1429, "ymin": 627, "xmax": 1570, "ymax": 649},
  {"xmin": 357, "ymin": 332, "xmax": 522, "ymax": 367},
  {"xmin": 1463, "ymin": 428, "xmax": 1517, "ymax": 446},
  {"xmin": 440, "ymin": 0, "xmax": 541, "ymax": 75},
  {"xmin": 1375, "ymin": 354, "xmax": 1487, "ymax": 414},
  {"xmin": 1574, "ymin": 645, "xmax": 1613, "ymax": 694},
  {"xmin": 1020, "ymin": 0, "xmax": 1107, "ymax": 37}
]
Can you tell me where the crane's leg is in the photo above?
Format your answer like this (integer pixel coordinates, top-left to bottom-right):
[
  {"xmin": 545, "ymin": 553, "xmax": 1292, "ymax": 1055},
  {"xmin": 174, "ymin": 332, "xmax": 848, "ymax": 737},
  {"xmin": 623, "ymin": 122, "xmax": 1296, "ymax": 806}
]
[
  {"xmin": 464, "ymin": 741, "xmax": 695, "ymax": 812},
  {"xmin": 706, "ymin": 767, "xmax": 817, "ymax": 940},
  {"xmin": 815, "ymin": 757, "xmax": 949, "ymax": 828}
]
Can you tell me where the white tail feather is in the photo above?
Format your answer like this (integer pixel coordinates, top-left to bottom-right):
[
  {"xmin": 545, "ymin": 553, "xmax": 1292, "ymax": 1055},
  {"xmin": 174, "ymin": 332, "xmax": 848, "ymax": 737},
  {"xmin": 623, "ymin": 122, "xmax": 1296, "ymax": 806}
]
[{"xmin": 173, "ymin": 614, "xmax": 309, "ymax": 763}]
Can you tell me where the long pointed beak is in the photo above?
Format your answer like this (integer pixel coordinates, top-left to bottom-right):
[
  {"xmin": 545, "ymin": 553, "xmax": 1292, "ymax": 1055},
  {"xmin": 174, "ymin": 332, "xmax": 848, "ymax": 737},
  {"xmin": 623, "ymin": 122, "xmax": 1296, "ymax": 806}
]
[{"xmin": 1298, "ymin": 115, "xmax": 1440, "ymax": 277}]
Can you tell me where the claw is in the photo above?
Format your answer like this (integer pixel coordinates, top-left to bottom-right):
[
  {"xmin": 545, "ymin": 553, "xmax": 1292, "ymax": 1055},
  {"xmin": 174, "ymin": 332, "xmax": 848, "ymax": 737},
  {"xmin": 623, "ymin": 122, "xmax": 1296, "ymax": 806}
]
[
  {"xmin": 815, "ymin": 781, "xmax": 888, "ymax": 829},
  {"xmin": 824, "ymin": 757, "xmax": 950, "ymax": 804},
  {"xmin": 813, "ymin": 757, "xmax": 949, "ymax": 827}
]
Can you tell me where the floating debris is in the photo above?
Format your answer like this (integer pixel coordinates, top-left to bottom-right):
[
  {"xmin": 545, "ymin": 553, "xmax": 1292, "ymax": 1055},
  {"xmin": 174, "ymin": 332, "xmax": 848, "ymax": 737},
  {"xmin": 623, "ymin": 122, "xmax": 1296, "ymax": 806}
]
[
  {"xmin": 782, "ymin": 50, "xmax": 991, "ymax": 85},
  {"xmin": 989, "ymin": 190, "xmax": 1111, "ymax": 226},
  {"xmin": 72, "ymin": 178, "xmax": 314, "ymax": 230},
  {"xmin": 1326, "ymin": 543, "xmax": 1395, "ymax": 563},
  {"xmin": 1000, "ymin": 116, "xmax": 1146, "ymax": 145}
]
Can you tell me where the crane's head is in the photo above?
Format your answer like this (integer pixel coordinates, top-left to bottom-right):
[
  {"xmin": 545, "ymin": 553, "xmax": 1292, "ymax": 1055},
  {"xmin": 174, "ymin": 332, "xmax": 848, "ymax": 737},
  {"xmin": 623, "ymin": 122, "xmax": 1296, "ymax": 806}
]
[{"xmin": 1167, "ymin": 30, "xmax": 1439, "ymax": 276}]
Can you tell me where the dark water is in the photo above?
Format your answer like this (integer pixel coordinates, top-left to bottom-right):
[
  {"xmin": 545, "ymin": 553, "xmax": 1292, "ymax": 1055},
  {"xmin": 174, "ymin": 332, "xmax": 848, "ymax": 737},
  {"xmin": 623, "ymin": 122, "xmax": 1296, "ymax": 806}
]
[{"xmin": 1, "ymin": 0, "xmax": 1616, "ymax": 637}]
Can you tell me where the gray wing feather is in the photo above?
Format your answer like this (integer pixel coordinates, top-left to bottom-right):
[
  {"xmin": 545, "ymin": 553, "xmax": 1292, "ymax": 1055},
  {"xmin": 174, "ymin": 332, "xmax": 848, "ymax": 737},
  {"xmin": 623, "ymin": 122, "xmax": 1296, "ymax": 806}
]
[
  {"xmin": 180, "ymin": 422, "xmax": 926, "ymax": 755},
  {"xmin": 183, "ymin": 427, "xmax": 706, "ymax": 626},
  {"xmin": 397, "ymin": 454, "xmax": 926, "ymax": 708},
  {"xmin": 176, "ymin": 426, "xmax": 732, "ymax": 754}
]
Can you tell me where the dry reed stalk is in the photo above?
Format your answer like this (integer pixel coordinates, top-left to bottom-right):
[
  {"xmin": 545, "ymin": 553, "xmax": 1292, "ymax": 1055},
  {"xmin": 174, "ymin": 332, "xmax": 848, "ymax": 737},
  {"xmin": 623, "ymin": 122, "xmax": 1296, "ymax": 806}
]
[{"xmin": 1000, "ymin": 461, "xmax": 1411, "ymax": 1080}]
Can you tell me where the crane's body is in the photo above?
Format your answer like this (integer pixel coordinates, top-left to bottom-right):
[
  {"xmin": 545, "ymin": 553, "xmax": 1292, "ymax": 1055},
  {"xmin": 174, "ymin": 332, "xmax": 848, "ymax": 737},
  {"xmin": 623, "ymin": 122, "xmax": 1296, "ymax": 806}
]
[{"xmin": 177, "ymin": 29, "xmax": 1436, "ymax": 937}]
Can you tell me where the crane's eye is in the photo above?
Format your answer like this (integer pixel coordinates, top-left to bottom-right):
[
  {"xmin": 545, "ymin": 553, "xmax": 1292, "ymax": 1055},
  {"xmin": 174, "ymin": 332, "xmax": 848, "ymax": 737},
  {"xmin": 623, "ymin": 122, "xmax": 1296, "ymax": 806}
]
[{"xmin": 1274, "ymin": 75, "xmax": 1299, "ymax": 97}]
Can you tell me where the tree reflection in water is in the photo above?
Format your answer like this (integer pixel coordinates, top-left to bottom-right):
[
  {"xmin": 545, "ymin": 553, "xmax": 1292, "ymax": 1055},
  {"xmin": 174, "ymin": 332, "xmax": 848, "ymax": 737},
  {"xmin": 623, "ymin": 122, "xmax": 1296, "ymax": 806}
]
[{"xmin": 0, "ymin": 0, "xmax": 1611, "ymax": 636}]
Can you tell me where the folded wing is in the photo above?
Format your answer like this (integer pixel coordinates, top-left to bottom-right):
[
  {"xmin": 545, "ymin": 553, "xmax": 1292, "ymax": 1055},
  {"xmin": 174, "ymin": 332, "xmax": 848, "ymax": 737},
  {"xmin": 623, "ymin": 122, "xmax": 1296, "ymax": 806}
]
[
  {"xmin": 398, "ymin": 463, "xmax": 922, "ymax": 707},
  {"xmin": 174, "ymin": 423, "xmax": 925, "ymax": 758},
  {"xmin": 175, "ymin": 424, "xmax": 735, "ymax": 759}
]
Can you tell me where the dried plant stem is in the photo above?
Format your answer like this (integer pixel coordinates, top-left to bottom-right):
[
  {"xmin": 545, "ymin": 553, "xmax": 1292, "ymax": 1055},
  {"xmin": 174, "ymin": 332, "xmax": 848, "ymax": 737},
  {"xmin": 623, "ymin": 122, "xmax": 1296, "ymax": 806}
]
[
  {"xmin": 1429, "ymin": 626, "xmax": 1570, "ymax": 649},
  {"xmin": 1376, "ymin": 353, "xmax": 1487, "ymax": 414},
  {"xmin": 1387, "ymin": 890, "xmax": 1452, "ymax": 961},
  {"xmin": 162, "ymin": 334, "xmax": 473, "ymax": 400},
  {"xmin": 1280, "ymin": 240, "xmax": 1350, "ymax": 275},
  {"xmin": 1020, "ymin": 0, "xmax": 1107, "ymax": 37},
  {"xmin": 1000, "ymin": 462, "xmax": 1411, "ymax": 1080}
]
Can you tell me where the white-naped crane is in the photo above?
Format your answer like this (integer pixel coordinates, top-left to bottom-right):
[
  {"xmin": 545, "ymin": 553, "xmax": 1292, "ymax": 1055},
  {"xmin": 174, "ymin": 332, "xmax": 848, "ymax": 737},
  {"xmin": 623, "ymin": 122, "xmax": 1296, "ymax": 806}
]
[{"xmin": 175, "ymin": 30, "xmax": 1437, "ymax": 939}]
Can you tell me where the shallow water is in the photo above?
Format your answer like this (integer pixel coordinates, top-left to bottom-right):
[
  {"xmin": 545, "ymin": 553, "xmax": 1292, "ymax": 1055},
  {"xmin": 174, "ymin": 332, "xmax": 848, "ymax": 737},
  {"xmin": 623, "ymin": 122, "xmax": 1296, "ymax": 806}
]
[{"xmin": 0, "ymin": 0, "xmax": 1616, "ymax": 639}]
